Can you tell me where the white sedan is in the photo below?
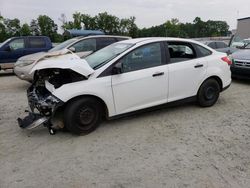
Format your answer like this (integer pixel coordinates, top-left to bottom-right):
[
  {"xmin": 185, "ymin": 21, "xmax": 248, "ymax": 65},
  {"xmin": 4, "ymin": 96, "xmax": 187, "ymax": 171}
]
[{"xmin": 18, "ymin": 38, "xmax": 231, "ymax": 135}]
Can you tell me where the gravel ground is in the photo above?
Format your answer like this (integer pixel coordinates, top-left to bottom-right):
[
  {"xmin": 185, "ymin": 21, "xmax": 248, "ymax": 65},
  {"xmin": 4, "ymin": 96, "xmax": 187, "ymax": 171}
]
[{"xmin": 0, "ymin": 72, "xmax": 250, "ymax": 188}]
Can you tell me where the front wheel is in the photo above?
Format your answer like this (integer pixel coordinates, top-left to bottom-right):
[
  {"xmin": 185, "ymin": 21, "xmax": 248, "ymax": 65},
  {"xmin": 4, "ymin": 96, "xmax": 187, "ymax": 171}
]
[
  {"xmin": 197, "ymin": 79, "xmax": 220, "ymax": 107},
  {"xmin": 64, "ymin": 97, "xmax": 102, "ymax": 135}
]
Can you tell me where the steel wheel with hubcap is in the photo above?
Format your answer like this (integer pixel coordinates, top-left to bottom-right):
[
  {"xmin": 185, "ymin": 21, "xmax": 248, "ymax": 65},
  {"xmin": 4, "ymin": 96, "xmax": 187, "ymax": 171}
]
[{"xmin": 64, "ymin": 97, "xmax": 102, "ymax": 135}]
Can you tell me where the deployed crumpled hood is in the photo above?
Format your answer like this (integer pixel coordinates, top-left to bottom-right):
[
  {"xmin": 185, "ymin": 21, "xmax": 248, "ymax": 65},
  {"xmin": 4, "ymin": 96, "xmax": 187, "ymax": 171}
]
[
  {"xmin": 30, "ymin": 53, "xmax": 94, "ymax": 77},
  {"xmin": 232, "ymin": 49, "xmax": 250, "ymax": 60}
]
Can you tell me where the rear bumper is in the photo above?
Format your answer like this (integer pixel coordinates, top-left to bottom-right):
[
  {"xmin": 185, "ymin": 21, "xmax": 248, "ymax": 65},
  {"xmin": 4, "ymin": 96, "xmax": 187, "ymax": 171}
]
[{"xmin": 0, "ymin": 63, "xmax": 15, "ymax": 70}]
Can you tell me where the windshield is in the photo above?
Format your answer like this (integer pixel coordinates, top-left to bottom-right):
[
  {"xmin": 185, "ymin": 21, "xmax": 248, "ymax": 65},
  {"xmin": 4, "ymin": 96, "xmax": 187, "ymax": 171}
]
[
  {"xmin": 230, "ymin": 36, "xmax": 248, "ymax": 48},
  {"xmin": 0, "ymin": 38, "xmax": 12, "ymax": 48},
  {"xmin": 49, "ymin": 38, "xmax": 78, "ymax": 52},
  {"xmin": 85, "ymin": 43, "xmax": 134, "ymax": 70}
]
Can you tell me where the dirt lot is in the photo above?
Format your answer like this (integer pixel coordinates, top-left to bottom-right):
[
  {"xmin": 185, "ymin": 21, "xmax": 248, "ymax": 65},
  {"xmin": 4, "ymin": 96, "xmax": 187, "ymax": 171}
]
[{"xmin": 0, "ymin": 72, "xmax": 250, "ymax": 188}]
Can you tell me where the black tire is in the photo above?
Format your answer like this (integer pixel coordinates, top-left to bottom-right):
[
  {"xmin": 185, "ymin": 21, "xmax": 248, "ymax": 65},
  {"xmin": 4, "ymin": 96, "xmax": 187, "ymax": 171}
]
[
  {"xmin": 197, "ymin": 79, "xmax": 220, "ymax": 107},
  {"xmin": 64, "ymin": 97, "xmax": 102, "ymax": 135}
]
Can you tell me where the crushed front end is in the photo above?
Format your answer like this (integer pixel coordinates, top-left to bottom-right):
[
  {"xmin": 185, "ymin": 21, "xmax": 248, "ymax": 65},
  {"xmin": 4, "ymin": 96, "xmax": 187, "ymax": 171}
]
[
  {"xmin": 18, "ymin": 68, "xmax": 87, "ymax": 134},
  {"xmin": 18, "ymin": 69, "xmax": 65, "ymax": 134},
  {"xmin": 17, "ymin": 54, "xmax": 93, "ymax": 134}
]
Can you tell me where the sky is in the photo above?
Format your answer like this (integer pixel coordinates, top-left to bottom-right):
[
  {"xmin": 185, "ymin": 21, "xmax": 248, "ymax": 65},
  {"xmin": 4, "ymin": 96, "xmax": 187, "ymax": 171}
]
[{"xmin": 1, "ymin": 0, "xmax": 250, "ymax": 31}]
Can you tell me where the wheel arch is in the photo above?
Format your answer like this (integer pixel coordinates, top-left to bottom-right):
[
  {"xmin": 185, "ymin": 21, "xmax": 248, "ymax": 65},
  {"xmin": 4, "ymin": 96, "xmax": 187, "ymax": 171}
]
[
  {"xmin": 198, "ymin": 76, "xmax": 223, "ymax": 94},
  {"xmin": 63, "ymin": 94, "xmax": 109, "ymax": 119}
]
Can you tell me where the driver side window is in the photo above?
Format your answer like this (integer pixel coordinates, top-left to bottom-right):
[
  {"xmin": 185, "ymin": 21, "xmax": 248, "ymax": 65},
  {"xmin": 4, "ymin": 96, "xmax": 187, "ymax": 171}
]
[
  {"xmin": 119, "ymin": 42, "xmax": 162, "ymax": 73},
  {"xmin": 9, "ymin": 39, "xmax": 25, "ymax": 50}
]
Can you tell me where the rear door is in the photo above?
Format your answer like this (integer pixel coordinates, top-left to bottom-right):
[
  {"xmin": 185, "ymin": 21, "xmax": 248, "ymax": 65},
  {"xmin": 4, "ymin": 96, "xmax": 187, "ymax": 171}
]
[
  {"xmin": 167, "ymin": 41, "xmax": 208, "ymax": 102},
  {"xmin": 111, "ymin": 42, "xmax": 169, "ymax": 114}
]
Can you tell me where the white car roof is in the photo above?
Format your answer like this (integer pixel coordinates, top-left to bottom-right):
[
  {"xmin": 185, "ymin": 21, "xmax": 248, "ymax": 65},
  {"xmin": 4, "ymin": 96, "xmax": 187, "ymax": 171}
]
[{"xmin": 117, "ymin": 37, "xmax": 206, "ymax": 45}]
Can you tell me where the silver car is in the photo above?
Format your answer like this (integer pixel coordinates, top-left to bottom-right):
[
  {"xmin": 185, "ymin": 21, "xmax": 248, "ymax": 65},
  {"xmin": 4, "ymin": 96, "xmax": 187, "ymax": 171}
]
[{"xmin": 14, "ymin": 35, "xmax": 130, "ymax": 81}]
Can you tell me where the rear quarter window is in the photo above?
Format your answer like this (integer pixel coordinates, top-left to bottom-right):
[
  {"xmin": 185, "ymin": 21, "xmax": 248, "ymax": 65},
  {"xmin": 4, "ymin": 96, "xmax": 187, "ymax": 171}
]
[
  {"xmin": 29, "ymin": 38, "xmax": 46, "ymax": 48},
  {"xmin": 193, "ymin": 44, "xmax": 212, "ymax": 57}
]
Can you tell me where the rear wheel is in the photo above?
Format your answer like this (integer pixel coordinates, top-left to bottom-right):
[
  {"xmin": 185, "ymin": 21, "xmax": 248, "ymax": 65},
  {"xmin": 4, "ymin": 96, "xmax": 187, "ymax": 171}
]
[
  {"xmin": 64, "ymin": 97, "xmax": 102, "ymax": 135},
  {"xmin": 197, "ymin": 79, "xmax": 220, "ymax": 107}
]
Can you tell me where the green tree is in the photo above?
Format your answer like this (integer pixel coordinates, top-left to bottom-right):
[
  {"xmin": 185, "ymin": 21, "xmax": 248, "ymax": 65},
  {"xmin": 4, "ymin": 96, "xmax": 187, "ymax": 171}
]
[
  {"xmin": 95, "ymin": 12, "xmax": 120, "ymax": 34},
  {"xmin": 20, "ymin": 23, "xmax": 31, "ymax": 36},
  {"xmin": 30, "ymin": 19, "xmax": 40, "ymax": 35},
  {"xmin": 81, "ymin": 13, "xmax": 97, "ymax": 30},
  {"xmin": 72, "ymin": 12, "xmax": 82, "ymax": 29},
  {"xmin": 165, "ymin": 18, "xmax": 181, "ymax": 37},
  {"xmin": 37, "ymin": 15, "xmax": 58, "ymax": 41},
  {"xmin": 0, "ymin": 15, "xmax": 7, "ymax": 41},
  {"xmin": 4, "ymin": 18, "xmax": 21, "ymax": 37}
]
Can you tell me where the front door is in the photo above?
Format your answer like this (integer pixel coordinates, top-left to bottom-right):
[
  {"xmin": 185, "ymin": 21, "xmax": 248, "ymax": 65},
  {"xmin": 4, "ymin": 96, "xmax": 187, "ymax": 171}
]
[
  {"xmin": 1, "ymin": 38, "xmax": 25, "ymax": 63},
  {"xmin": 111, "ymin": 42, "xmax": 169, "ymax": 115}
]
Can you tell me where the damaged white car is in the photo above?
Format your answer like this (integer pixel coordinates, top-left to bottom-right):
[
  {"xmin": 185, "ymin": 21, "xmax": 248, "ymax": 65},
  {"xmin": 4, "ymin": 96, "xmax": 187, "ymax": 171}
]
[{"xmin": 18, "ymin": 38, "xmax": 231, "ymax": 135}]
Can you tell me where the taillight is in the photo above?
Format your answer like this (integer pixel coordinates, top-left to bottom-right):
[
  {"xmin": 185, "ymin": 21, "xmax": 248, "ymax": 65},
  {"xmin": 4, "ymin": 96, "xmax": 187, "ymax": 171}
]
[{"xmin": 221, "ymin": 56, "xmax": 232, "ymax": 65}]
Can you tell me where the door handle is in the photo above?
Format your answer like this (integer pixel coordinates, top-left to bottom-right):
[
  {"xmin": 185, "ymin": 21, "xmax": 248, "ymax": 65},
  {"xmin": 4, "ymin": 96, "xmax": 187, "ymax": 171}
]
[
  {"xmin": 194, "ymin": 64, "xmax": 203, "ymax": 68},
  {"xmin": 152, "ymin": 72, "xmax": 164, "ymax": 77}
]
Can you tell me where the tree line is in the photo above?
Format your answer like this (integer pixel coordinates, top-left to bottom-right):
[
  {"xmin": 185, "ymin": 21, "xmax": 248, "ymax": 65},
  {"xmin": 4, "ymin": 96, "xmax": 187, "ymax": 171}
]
[{"xmin": 0, "ymin": 12, "xmax": 230, "ymax": 43}]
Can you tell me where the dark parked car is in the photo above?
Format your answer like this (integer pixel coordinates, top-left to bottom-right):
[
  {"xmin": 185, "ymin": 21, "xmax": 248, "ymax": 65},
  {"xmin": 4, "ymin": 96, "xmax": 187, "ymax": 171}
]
[
  {"xmin": 202, "ymin": 40, "xmax": 239, "ymax": 55},
  {"xmin": 0, "ymin": 36, "xmax": 52, "ymax": 70},
  {"xmin": 203, "ymin": 41, "xmax": 228, "ymax": 49},
  {"xmin": 230, "ymin": 43, "xmax": 250, "ymax": 79}
]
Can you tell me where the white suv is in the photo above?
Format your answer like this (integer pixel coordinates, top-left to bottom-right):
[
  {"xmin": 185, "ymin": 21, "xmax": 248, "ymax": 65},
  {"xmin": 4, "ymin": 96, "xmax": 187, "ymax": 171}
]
[{"xmin": 18, "ymin": 38, "xmax": 231, "ymax": 135}]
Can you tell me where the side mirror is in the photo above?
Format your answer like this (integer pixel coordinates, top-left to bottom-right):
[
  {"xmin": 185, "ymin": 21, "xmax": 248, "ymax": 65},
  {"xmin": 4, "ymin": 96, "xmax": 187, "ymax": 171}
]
[
  {"xmin": 68, "ymin": 47, "xmax": 76, "ymax": 52},
  {"xmin": 112, "ymin": 63, "xmax": 122, "ymax": 75},
  {"xmin": 4, "ymin": 45, "xmax": 11, "ymax": 51}
]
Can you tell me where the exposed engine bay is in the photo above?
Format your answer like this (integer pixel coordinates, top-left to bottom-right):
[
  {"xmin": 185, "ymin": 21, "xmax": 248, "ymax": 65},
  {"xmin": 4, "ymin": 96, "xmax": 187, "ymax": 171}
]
[{"xmin": 18, "ymin": 68, "xmax": 87, "ymax": 134}]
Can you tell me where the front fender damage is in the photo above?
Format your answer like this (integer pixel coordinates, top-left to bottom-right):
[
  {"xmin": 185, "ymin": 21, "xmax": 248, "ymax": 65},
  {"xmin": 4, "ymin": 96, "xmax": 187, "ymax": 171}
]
[{"xmin": 17, "ymin": 67, "xmax": 89, "ymax": 134}]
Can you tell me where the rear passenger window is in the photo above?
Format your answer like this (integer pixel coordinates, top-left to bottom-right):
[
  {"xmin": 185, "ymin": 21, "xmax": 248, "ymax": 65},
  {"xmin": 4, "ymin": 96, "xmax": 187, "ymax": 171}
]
[
  {"xmin": 97, "ymin": 38, "xmax": 116, "ymax": 49},
  {"xmin": 167, "ymin": 42, "xmax": 196, "ymax": 63},
  {"xmin": 29, "ymin": 38, "xmax": 46, "ymax": 48}
]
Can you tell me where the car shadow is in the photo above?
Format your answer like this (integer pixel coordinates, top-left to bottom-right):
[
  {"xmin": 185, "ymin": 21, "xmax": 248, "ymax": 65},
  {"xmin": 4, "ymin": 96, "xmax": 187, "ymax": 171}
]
[
  {"xmin": 0, "ymin": 70, "xmax": 14, "ymax": 77},
  {"xmin": 102, "ymin": 102, "xmax": 196, "ymax": 129},
  {"xmin": 232, "ymin": 78, "xmax": 250, "ymax": 85}
]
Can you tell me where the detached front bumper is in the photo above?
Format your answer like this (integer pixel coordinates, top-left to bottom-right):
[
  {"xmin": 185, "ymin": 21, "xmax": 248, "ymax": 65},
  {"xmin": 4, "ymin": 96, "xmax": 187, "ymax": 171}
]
[
  {"xmin": 18, "ymin": 113, "xmax": 49, "ymax": 129},
  {"xmin": 18, "ymin": 85, "xmax": 64, "ymax": 130}
]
